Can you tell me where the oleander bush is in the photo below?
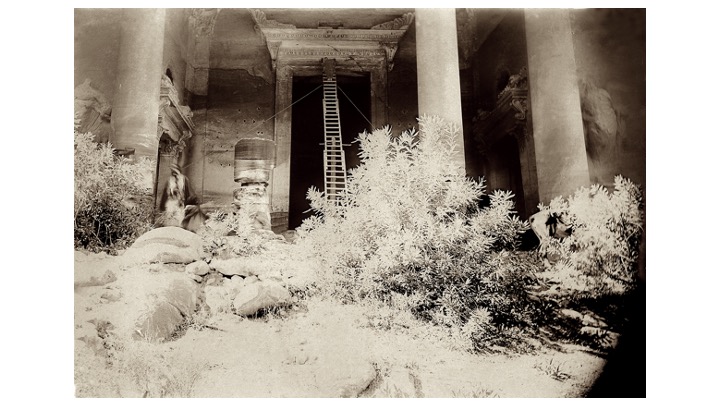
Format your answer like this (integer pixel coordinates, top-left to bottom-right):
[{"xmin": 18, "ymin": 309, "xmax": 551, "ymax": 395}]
[
  {"xmin": 299, "ymin": 116, "xmax": 544, "ymax": 352},
  {"xmin": 537, "ymin": 175, "xmax": 644, "ymax": 298},
  {"xmin": 74, "ymin": 117, "xmax": 153, "ymax": 253}
]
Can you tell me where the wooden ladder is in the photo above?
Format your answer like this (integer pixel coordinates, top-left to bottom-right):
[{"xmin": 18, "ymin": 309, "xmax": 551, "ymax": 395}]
[{"xmin": 322, "ymin": 59, "xmax": 347, "ymax": 203}]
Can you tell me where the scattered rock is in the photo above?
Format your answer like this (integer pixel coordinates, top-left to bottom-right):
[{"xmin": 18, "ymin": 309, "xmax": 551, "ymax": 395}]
[
  {"xmin": 134, "ymin": 301, "xmax": 184, "ymax": 342},
  {"xmin": 75, "ymin": 269, "xmax": 117, "ymax": 289},
  {"xmin": 210, "ymin": 258, "xmax": 254, "ymax": 277},
  {"xmin": 254, "ymin": 229, "xmax": 286, "ymax": 241},
  {"xmin": 243, "ymin": 275, "xmax": 259, "ymax": 286},
  {"xmin": 133, "ymin": 278, "xmax": 199, "ymax": 342},
  {"xmin": 186, "ymin": 260, "xmax": 211, "ymax": 276},
  {"xmin": 560, "ymin": 309, "xmax": 608, "ymax": 328},
  {"xmin": 282, "ymin": 230, "xmax": 298, "ymax": 243},
  {"xmin": 381, "ymin": 367, "xmax": 418, "ymax": 397},
  {"xmin": 325, "ymin": 360, "xmax": 378, "ymax": 398},
  {"xmin": 258, "ymin": 271, "xmax": 282, "ymax": 282},
  {"xmin": 232, "ymin": 281, "xmax": 292, "ymax": 316},
  {"xmin": 205, "ymin": 286, "xmax": 231, "ymax": 314},
  {"xmin": 205, "ymin": 271, "xmax": 225, "ymax": 286},
  {"xmin": 122, "ymin": 227, "xmax": 204, "ymax": 265},
  {"xmin": 560, "ymin": 309, "xmax": 584, "ymax": 322},
  {"xmin": 100, "ymin": 291, "xmax": 122, "ymax": 302}
]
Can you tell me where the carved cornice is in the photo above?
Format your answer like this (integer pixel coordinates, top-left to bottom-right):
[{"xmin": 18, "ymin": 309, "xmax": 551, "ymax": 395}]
[
  {"xmin": 158, "ymin": 75, "xmax": 195, "ymax": 142},
  {"xmin": 250, "ymin": 10, "xmax": 413, "ymax": 72},
  {"xmin": 188, "ymin": 8, "xmax": 220, "ymax": 37},
  {"xmin": 371, "ymin": 13, "xmax": 414, "ymax": 30},
  {"xmin": 251, "ymin": 9, "xmax": 296, "ymax": 30}
]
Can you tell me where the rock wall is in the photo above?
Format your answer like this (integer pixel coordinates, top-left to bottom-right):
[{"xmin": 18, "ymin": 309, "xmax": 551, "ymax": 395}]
[
  {"xmin": 570, "ymin": 9, "xmax": 646, "ymax": 189},
  {"xmin": 74, "ymin": 9, "xmax": 122, "ymax": 142},
  {"xmin": 202, "ymin": 67, "xmax": 275, "ymax": 209}
]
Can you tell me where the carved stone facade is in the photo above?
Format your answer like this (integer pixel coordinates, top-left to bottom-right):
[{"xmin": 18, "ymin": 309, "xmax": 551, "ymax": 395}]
[
  {"xmin": 248, "ymin": 10, "xmax": 414, "ymax": 230},
  {"xmin": 158, "ymin": 74, "xmax": 195, "ymax": 144},
  {"xmin": 473, "ymin": 67, "xmax": 529, "ymax": 155},
  {"xmin": 251, "ymin": 10, "xmax": 412, "ymax": 71}
]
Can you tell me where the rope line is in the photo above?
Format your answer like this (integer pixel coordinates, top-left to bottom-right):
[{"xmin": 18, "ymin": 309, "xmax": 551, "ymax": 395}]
[
  {"xmin": 337, "ymin": 85, "xmax": 374, "ymax": 129},
  {"xmin": 180, "ymin": 83, "xmax": 323, "ymax": 171}
]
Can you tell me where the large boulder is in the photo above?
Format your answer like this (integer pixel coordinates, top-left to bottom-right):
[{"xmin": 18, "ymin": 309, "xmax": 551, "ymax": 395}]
[
  {"xmin": 133, "ymin": 278, "xmax": 199, "ymax": 342},
  {"xmin": 232, "ymin": 280, "xmax": 292, "ymax": 316},
  {"xmin": 122, "ymin": 227, "xmax": 204, "ymax": 265}
]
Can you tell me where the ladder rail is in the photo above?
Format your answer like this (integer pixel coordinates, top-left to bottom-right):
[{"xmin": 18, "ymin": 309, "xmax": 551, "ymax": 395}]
[{"xmin": 322, "ymin": 59, "xmax": 347, "ymax": 203}]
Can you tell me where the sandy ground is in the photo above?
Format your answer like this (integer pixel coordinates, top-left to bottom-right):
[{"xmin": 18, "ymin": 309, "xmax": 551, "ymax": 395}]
[{"xmin": 74, "ymin": 250, "xmax": 607, "ymax": 398}]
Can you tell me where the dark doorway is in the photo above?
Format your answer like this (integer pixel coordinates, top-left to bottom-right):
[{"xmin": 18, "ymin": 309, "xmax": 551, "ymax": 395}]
[
  {"xmin": 486, "ymin": 136, "xmax": 527, "ymax": 218},
  {"xmin": 288, "ymin": 73, "xmax": 372, "ymax": 230}
]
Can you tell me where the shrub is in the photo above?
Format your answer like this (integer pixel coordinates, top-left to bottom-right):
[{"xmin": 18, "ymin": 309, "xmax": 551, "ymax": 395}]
[
  {"xmin": 200, "ymin": 208, "xmax": 267, "ymax": 258},
  {"xmin": 74, "ymin": 118, "xmax": 153, "ymax": 253},
  {"xmin": 538, "ymin": 175, "xmax": 644, "ymax": 297},
  {"xmin": 299, "ymin": 116, "xmax": 541, "ymax": 352}
]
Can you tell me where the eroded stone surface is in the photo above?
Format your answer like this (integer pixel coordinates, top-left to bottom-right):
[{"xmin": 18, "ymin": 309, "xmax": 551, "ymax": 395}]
[
  {"xmin": 123, "ymin": 227, "xmax": 204, "ymax": 265},
  {"xmin": 232, "ymin": 281, "xmax": 292, "ymax": 316}
]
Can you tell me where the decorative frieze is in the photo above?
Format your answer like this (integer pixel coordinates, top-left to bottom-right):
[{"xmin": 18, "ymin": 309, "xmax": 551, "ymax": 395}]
[
  {"xmin": 251, "ymin": 9, "xmax": 296, "ymax": 30},
  {"xmin": 278, "ymin": 47, "xmax": 387, "ymax": 58},
  {"xmin": 250, "ymin": 9, "xmax": 413, "ymax": 72},
  {"xmin": 371, "ymin": 12, "xmax": 414, "ymax": 30}
]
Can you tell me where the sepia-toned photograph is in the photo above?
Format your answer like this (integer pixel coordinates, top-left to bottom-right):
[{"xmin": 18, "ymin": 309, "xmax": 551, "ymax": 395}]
[{"xmin": 72, "ymin": 6, "xmax": 646, "ymax": 398}]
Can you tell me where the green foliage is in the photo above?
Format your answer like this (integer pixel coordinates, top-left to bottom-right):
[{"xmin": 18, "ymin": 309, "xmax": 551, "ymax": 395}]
[
  {"xmin": 200, "ymin": 208, "xmax": 267, "ymax": 258},
  {"xmin": 300, "ymin": 116, "xmax": 538, "ymax": 352},
  {"xmin": 74, "ymin": 120, "xmax": 153, "ymax": 253},
  {"xmin": 539, "ymin": 175, "xmax": 644, "ymax": 296}
]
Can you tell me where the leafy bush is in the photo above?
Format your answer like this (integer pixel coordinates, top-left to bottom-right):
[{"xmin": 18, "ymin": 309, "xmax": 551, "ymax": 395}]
[
  {"xmin": 74, "ymin": 119, "xmax": 153, "ymax": 253},
  {"xmin": 538, "ymin": 175, "xmax": 644, "ymax": 297},
  {"xmin": 299, "ymin": 116, "xmax": 541, "ymax": 352},
  {"xmin": 200, "ymin": 208, "xmax": 267, "ymax": 259}
]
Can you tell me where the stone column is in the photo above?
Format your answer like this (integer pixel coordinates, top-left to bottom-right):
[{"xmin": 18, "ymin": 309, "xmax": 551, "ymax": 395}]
[
  {"xmin": 414, "ymin": 8, "xmax": 465, "ymax": 172},
  {"xmin": 111, "ymin": 8, "xmax": 166, "ymax": 187},
  {"xmin": 370, "ymin": 63, "xmax": 388, "ymax": 129},
  {"xmin": 270, "ymin": 65, "xmax": 293, "ymax": 232},
  {"xmin": 525, "ymin": 9, "xmax": 590, "ymax": 202}
]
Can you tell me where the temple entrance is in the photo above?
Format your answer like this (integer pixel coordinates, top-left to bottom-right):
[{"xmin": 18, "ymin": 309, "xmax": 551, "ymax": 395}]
[
  {"xmin": 486, "ymin": 136, "xmax": 527, "ymax": 218},
  {"xmin": 288, "ymin": 73, "xmax": 371, "ymax": 230}
]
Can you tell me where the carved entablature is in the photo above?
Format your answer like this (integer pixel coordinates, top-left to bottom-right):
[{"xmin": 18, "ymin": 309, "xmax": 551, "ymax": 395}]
[
  {"xmin": 158, "ymin": 75, "xmax": 195, "ymax": 144},
  {"xmin": 250, "ymin": 10, "xmax": 413, "ymax": 71},
  {"xmin": 371, "ymin": 12, "xmax": 414, "ymax": 30},
  {"xmin": 473, "ymin": 68, "xmax": 529, "ymax": 155}
]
